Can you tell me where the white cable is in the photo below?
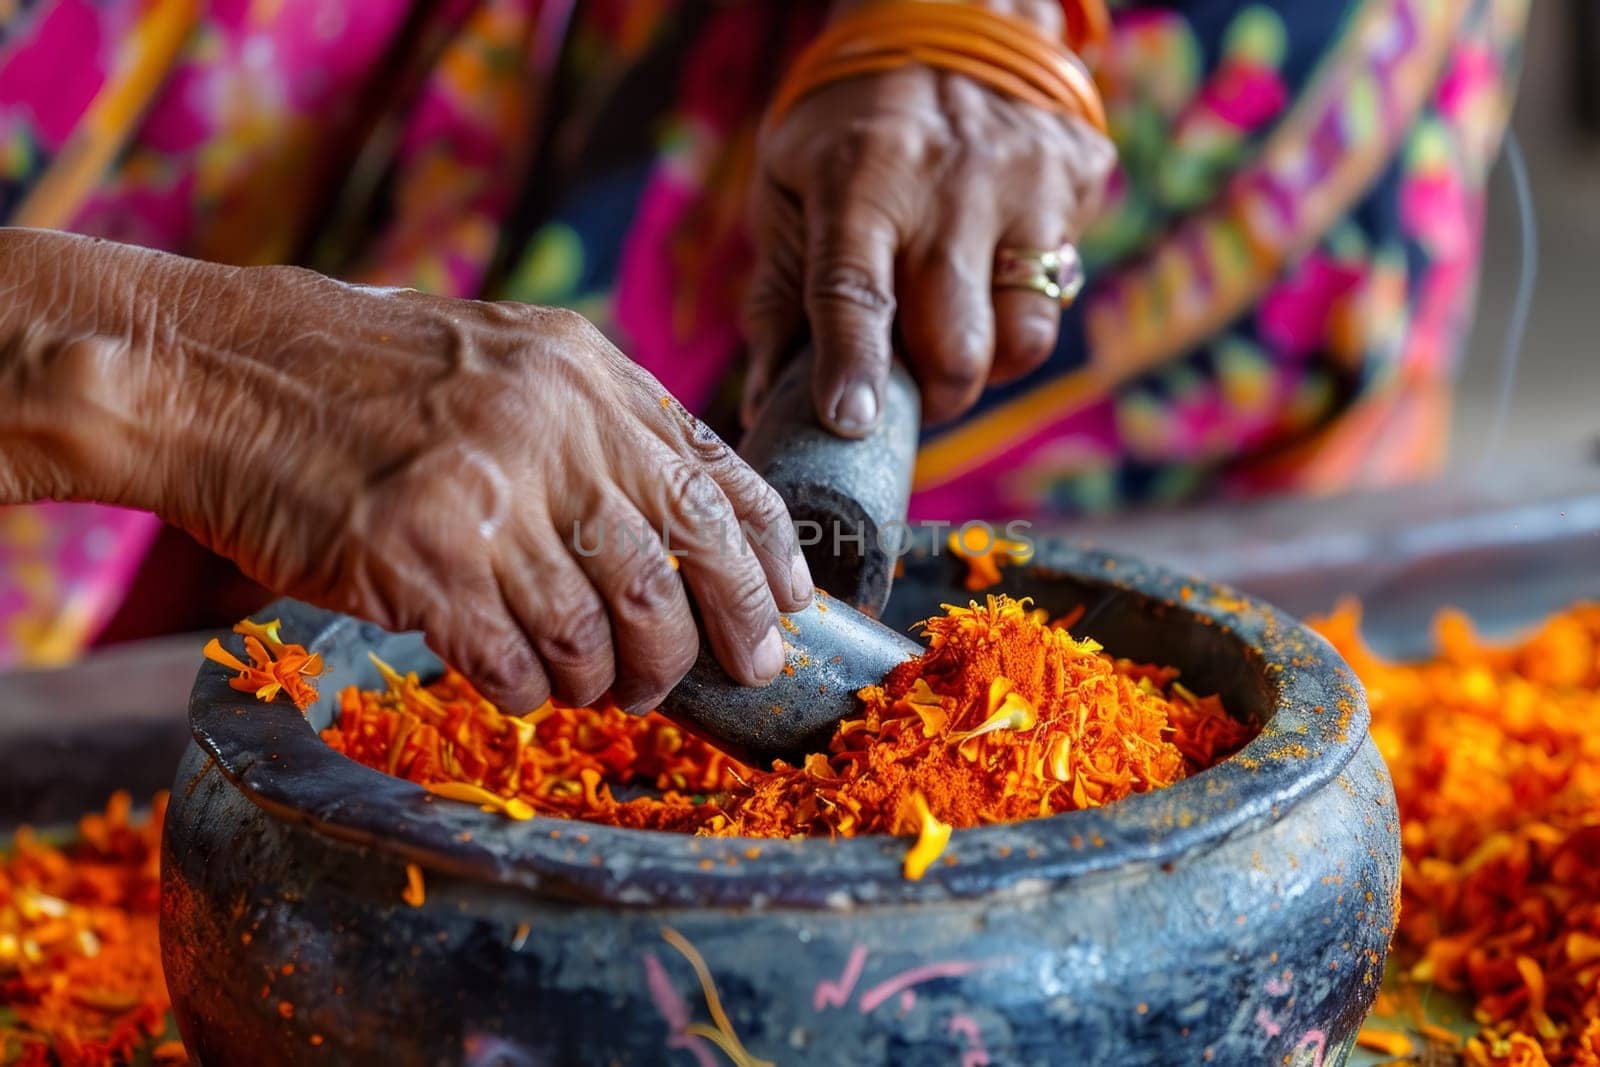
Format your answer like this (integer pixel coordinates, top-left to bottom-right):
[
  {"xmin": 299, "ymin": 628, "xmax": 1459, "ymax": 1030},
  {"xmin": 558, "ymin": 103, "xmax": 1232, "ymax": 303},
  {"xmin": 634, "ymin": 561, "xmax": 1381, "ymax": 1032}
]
[{"xmin": 1478, "ymin": 128, "xmax": 1538, "ymax": 462}]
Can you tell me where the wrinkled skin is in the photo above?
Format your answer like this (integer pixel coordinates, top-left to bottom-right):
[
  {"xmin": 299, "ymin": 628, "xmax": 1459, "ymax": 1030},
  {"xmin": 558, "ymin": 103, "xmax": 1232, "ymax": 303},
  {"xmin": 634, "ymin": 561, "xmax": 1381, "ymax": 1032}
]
[
  {"xmin": 0, "ymin": 233, "xmax": 808, "ymax": 712},
  {"xmin": 743, "ymin": 0, "xmax": 1117, "ymax": 435},
  {"xmin": 0, "ymin": 0, "xmax": 1115, "ymax": 704}
]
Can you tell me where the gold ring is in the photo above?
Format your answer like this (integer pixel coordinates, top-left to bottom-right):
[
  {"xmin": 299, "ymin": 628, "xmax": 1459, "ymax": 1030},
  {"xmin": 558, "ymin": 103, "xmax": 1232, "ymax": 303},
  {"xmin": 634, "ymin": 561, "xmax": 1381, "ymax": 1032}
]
[{"xmin": 993, "ymin": 243, "xmax": 1085, "ymax": 306}]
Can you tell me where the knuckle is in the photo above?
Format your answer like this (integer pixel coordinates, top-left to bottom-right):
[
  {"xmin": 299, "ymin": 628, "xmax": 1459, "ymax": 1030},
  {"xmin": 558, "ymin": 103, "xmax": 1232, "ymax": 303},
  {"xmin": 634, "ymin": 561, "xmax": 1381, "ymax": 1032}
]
[
  {"xmin": 923, "ymin": 242, "xmax": 984, "ymax": 288},
  {"xmin": 461, "ymin": 633, "xmax": 544, "ymax": 701},
  {"xmin": 475, "ymin": 386, "xmax": 532, "ymax": 436},
  {"xmin": 1083, "ymin": 132, "xmax": 1118, "ymax": 182},
  {"xmin": 725, "ymin": 568, "xmax": 777, "ymax": 623},
  {"xmin": 523, "ymin": 307, "xmax": 613, "ymax": 364},
  {"xmin": 950, "ymin": 129, "xmax": 1005, "ymax": 173},
  {"xmin": 40, "ymin": 336, "xmax": 131, "ymax": 419},
  {"xmin": 535, "ymin": 596, "xmax": 612, "ymax": 669},
  {"xmin": 538, "ymin": 305, "xmax": 595, "ymax": 339},
  {"xmin": 1031, "ymin": 133, "xmax": 1072, "ymax": 173},
  {"xmin": 733, "ymin": 487, "xmax": 797, "ymax": 561},
  {"xmin": 481, "ymin": 299, "xmax": 542, "ymax": 329},
  {"xmin": 672, "ymin": 414, "xmax": 734, "ymax": 465},
  {"xmin": 743, "ymin": 268, "xmax": 800, "ymax": 323},
  {"xmin": 808, "ymin": 263, "xmax": 895, "ymax": 317},
  {"xmin": 817, "ymin": 119, "xmax": 926, "ymax": 187},
  {"xmin": 661, "ymin": 462, "xmax": 726, "ymax": 519},
  {"xmin": 820, "ymin": 122, "xmax": 877, "ymax": 171},
  {"xmin": 741, "ymin": 293, "xmax": 786, "ymax": 336},
  {"xmin": 687, "ymin": 427, "xmax": 733, "ymax": 464},
  {"xmin": 872, "ymin": 120, "xmax": 932, "ymax": 167},
  {"xmin": 749, "ymin": 480, "xmax": 792, "ymax": 528},
  {"xmin": 618, "ymin": 552, "xmax": 683, "ymax": 617},
  {"xmin": 51, "ymin": 335, "xmax": 122, "ymax": 383}
]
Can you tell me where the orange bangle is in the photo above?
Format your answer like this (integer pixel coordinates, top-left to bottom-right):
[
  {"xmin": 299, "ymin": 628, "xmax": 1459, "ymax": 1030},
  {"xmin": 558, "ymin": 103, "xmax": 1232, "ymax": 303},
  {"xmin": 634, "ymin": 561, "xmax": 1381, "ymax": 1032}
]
[
  {"xmin": 796, "ymin": 3, "xmax": 1092, "ymax": 93},
  {"xmin": 768, "ymin": 1, "xmax": 1107, "ymax": 133},
  {"xmin": 790, "ymin": 47, "xmax": 1065, "ymax": 118},
  {"xmin": 784, "ymin": 42, "xmax": 1097, "ymax": 128},
  {"xmin": 1060, "ymin": 0, "xmax": 1112, "ymax": 64},
  {"xmin": 818, "ymin": 19, "xmax": 1100, "ymax": 119}
]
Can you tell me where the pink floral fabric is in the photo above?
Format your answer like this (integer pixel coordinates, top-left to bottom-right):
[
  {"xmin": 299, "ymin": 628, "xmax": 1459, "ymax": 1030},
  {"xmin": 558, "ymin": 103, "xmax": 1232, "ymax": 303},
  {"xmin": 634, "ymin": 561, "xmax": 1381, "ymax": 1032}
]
[{"xmin": 0, "ymin": 0, "xmax": 1527, "ymax": 666}]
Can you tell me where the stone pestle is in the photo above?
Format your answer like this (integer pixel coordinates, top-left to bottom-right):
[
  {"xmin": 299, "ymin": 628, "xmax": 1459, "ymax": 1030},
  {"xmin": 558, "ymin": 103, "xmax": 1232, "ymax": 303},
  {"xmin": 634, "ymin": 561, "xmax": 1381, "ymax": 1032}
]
[{"xmin": 655, "ymin": 350, "xmax": 924, "ymax": 768}]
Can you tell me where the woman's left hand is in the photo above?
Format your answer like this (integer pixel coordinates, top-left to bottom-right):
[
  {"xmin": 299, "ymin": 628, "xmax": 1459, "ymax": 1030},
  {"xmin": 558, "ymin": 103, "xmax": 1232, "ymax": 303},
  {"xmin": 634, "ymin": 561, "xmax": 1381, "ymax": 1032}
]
[{"xmin": 741, "ymin": 0, "xmax": 1116, "ymax": 437}]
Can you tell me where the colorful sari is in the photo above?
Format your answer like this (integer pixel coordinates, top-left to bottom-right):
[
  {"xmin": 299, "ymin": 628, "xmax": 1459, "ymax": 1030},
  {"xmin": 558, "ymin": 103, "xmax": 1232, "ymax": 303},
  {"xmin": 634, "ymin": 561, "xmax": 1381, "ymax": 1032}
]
[{"xmin": 0, "ymin": 0, "xmax": 1527, "ymax": 666}]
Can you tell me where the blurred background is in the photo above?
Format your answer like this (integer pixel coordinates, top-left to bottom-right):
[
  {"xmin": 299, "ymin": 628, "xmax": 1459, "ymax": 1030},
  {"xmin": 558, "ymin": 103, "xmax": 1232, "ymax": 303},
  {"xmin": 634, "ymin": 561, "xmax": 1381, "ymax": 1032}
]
[
  {"xmin": 1450, "ymin": 0, "xmax": 1598, "ymax": 466},
  {"xmin": 2, "ymin": 11, "xmax": 1592, "ymax": 1060},
  {"xmin": 6, "ymin": 1, "xmax": 1599, "ymax": 786},
  {"xmin": 86, "ymin": 0, "xmax": 1600, "ymax": 648},
  {"xmin": 1052, "ymin": 0, "xmax": 1600, "ymax": 658}
]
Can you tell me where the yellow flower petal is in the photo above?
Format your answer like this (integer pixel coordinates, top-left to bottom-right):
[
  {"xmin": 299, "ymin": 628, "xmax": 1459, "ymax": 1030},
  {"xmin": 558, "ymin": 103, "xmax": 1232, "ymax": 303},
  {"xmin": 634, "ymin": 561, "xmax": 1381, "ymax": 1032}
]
[
  {"xmin": 425, "ymin": 781, "xmax": 534, "ymax": 820},
  {"xmin": 952, "ymin": 681, "xmax": 1038, "ymax": 752},
  {"xmin": 1047, "ymin": 735, "xmax": 1073, "ymax": 781},
  {"xmin": 902, "ymin": 794, "xmax": 951, "ymax": 881},
  {"xmin": 903, "ymin": 677, "xmax": 948, "ymax": 737},
  {"xmin": 233, "ymin": 617, "xmax": 285, "ymax": 651}
]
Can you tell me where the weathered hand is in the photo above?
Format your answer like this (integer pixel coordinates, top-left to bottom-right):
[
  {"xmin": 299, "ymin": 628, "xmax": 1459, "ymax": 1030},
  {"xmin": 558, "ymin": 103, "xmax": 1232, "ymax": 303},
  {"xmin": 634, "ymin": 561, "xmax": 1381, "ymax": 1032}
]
[
  {"xmin": 0, "ymin": 232, "xmax": 812, "ymax": 712},
  {"xmin": 742, "ymin": 0, "xmax": 1116, "ymax": 436}
]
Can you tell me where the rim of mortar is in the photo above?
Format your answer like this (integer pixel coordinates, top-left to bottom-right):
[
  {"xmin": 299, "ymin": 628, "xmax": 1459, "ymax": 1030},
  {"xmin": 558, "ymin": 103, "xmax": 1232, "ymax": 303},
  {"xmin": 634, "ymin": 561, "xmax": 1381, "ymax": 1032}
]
[{"xmin": 185, "ymin": 538, "xmax": 1369, "ymax": 909}]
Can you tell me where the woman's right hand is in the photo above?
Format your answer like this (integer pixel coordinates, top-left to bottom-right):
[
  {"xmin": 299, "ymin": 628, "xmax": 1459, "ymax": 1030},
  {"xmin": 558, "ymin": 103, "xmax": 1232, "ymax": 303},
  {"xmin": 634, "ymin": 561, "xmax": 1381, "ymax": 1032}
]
[{"xmin": 0, "ymin": 231, "xmax": 811, "ymax": 712}]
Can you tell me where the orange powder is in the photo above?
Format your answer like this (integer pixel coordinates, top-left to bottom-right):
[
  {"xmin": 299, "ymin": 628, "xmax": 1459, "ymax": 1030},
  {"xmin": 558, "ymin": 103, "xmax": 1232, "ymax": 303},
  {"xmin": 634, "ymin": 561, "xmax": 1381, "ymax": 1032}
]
[
  {"xmin": 706, "ymin": 596, "xmax": 1249, "ymax": 842},
  {"xmin": 322, "ymin": 596, "xmax": 1253, "ymax": 870}
]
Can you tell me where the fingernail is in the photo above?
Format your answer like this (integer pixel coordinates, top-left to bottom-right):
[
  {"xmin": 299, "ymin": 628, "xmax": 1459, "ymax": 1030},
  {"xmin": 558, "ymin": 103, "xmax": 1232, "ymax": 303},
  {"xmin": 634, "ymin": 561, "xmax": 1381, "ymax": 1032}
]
[
  {"xmin": 752, "ymin": 626, "xmax": 785, "ymax": 682},
  {"xmin": 789, "ymin": 553, "xmax": 815, "ymax": 606},
  {"xmin": 1019, "ymin": 318, "xmax": 1057, "ymax": 365},
  {"xmin": 832, "ymin": 382, "xmax": 879, "ymax": 433}
]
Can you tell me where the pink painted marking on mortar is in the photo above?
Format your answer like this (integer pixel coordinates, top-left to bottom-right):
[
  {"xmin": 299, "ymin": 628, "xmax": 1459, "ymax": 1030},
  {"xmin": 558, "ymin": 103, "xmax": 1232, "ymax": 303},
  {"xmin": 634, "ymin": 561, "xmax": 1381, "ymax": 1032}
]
[
  {"xmin": 857, "ymin": 960, "xmax": 998, "ymax": 1014},
  {"xmin": 642, "ymin": 951, "xmax": 717, "ymax": 1067},
  {"xmin": 813, "ymin": 945, "xmax": 869, "ymax": 1011},
  {"xmin": 948, "ymin": 1014, "xmax": 991, "ymax": 1067},
  {"xmin": 1296, "ymin": 1028, "xmax": 1327, "ymax": 1067}
]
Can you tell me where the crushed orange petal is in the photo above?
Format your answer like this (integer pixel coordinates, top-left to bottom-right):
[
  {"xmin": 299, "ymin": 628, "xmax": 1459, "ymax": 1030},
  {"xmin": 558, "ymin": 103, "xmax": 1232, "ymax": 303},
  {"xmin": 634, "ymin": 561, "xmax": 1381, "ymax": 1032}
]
[
  {"xmin": 401, "ymin": 863, "xmax": 426, "ymax": 908},
  {"xmin": 202, "ymin": 622, "xmax": 322, "ymax": 711},
  {"xmin": 948, "ymin": 529, "xmax": 1034, "ymax": 591},
  {"xmin": 1314, "ymin": 601, "xmax": 1600, "ymax": 1067},
  {"xmin": 316, "ymin": 596, "xmax": 1251, "ymax": 890},
  {"xmin": 0, "ymin": 793, "xmax": 175, "ymax": 1064},
  {"xmin": 1356, "ymin": 1027, "xmax": 1415, "ymax": 1056}
]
